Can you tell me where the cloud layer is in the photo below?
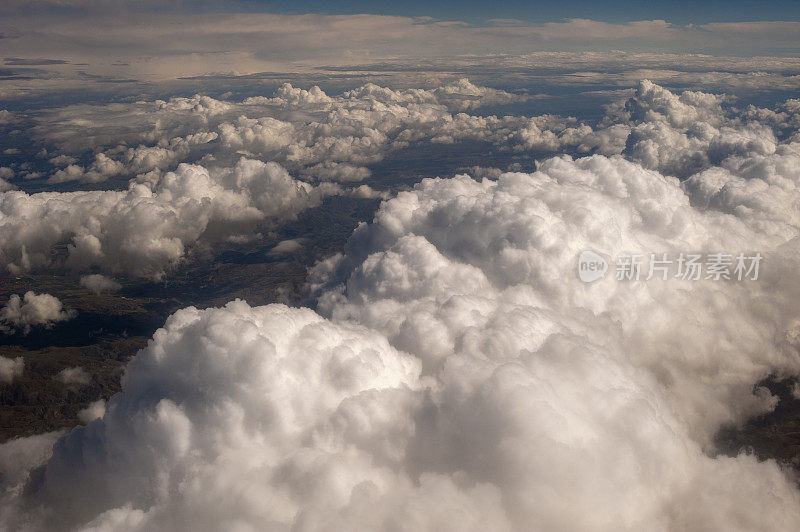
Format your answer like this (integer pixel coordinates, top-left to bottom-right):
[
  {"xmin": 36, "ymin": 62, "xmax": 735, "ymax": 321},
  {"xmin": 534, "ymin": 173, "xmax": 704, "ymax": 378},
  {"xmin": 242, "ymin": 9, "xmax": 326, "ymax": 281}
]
[
  {"xmin": 1, "ymin": 8, "xmax": 799, "ymax": 90},
  {"xmin": 2, "ymin": 80, "xmax": 800, "ymax": 529},
  {"xmin": 3, "ymin": 154, "xmax": 800, "ymax": 528}
]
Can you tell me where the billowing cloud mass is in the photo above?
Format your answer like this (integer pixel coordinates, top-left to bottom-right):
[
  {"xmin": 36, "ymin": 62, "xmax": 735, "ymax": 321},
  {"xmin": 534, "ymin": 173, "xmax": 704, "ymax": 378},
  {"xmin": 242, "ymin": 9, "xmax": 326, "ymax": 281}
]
[
  {"xmin": 2, "ymin": 79, "xmax": 800, "ymax": 529},
  {"xmin": 0, "ymin": 356, "xmax": 24, "ymax": 384},
  {"xmin": 0, "ymin": 432, "xmax": 62, "ymax": 492},
  {"xmin": 0, "ymin": 292, "xmax": 76, "ymax": 335},
  {"xmin": 0, "ymin": 159, "xmax": 336, "ymax": 279},
  {"xmin": 3, "ymin": 142, "xmax": 800, "ymax": 528},
  {"xmin": 26, "ymin": 79, "xmax": 524, "ymax": 183}
]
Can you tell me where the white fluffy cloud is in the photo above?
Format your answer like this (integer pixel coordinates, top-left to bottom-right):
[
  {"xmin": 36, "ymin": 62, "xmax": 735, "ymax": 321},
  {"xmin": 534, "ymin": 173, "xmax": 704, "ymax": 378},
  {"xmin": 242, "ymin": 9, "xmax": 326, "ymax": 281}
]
[
  {"xmin": 29, "ymin": 79, "xmax": 524, "ymax": 184},
  {"xmin": 0, "ymin": 356, "xmax": 24, "ymax": 384},
  {"xmin": 0, "ymin": 166, "xmax": 15, "ymax": 193},
  {"xmin": 25, "ymin": 80, "xmax": 800, "ymax": 193},
  {"xmin": 0, "ymin": 432, "xmax": 62, "ymax": 492},
  {"xmin": 2, "ymin": 79, "xmax": 800, "ymax": 529},
  {"xmin": 3, "ymin": 148, "xmax": 800, "ymax": 529},
  {"xmin": 509, "ymin": 80, "xmax": 797, "ymax": 180},
  {"xmin": 0, "ymin": 158, "xmax": 335, "ymax": 279},
  {"xmin": 77, "ymin": 399, "xmax": 106, "ymax": 424},
  {"xmin": 48, "ymin": 154, "xmax": 125, "ymax": 184},
  {"xmin": 0, "ymin": 292, "xmax": 76, "ymax": 335},
  {"xmin": 2, "ymin": 301, "xmax": 422, "ymax": 530},
  {"xmin": 54, "ymin": 367, "xmax": 91, "ymax": 388},
  {"xmin": 80, "ymin": 274, "xmax": 122, "ymax": 295}
]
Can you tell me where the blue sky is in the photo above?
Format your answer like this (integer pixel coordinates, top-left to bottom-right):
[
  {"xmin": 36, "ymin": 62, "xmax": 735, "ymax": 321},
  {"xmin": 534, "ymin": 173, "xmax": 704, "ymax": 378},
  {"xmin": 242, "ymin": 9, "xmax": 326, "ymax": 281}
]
[{"xmin": 240, "ymin": 0, "xmax": 800, "ymax": 24}]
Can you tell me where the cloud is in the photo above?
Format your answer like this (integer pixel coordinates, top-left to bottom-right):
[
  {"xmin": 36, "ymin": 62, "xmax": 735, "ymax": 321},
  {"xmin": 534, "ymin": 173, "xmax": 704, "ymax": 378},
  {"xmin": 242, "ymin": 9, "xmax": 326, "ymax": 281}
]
[
  {"xmin": 0, "ymin": 158, "xmax": 335, "ymax": 279},
  {"xmin": 27, "ymin": 79, "xmax": 800, "ymax": 193},
  {"xmin": 502, "ymin": 80, "xmax": 797, "ymax": 179},
  {"xmin": 54, "ymin": 367, "xmax": 91, "ymax": 388},
  {"xmin": 3, "ymin": 57, "xmax": 67, "ymax": 66},
  {"xmin": 80, "ymin": 274, "xmax": 122, "ymax": 294},
  {"xmin": 2, "ymin": 301, "xmax": 422, "ymax": 530},
  {"xmin": 0, "ymin": 292, "xmax": 76, "ymax": 335},
  {"xmin": 269, "ymin": 238, "xmax": 303, "ymax": 255},
  {"xmin": 0, "ymin": 431, "xmax": 62, "ymax": 492},
  {"xmin": 48, "ymin": 154, "xmax": 125, "ymax": 184},
  {"xmin": 306, "ymin": 155, "xmax": 800, "ymax": 528},
  {"xmin": 77, "ymin": 399, "xmax": 106, "ymax": 424},
  {"xmin": 2, "ymin": 79, "xmax": 800, "ymax": 529},
  {"xmin": 1, "ymin": 9, "xmax": 800, "ymax": 90},
  {"xmin": 0, "ymin": 355, "xmax": 24, "ymax": 384},
  {"xmin": 3, "ymin": 147, "xmax": 800, "ymax": 528},
  {"xmin": 27, "ymin": 80, "xmax": 523, "ymax": 184}
]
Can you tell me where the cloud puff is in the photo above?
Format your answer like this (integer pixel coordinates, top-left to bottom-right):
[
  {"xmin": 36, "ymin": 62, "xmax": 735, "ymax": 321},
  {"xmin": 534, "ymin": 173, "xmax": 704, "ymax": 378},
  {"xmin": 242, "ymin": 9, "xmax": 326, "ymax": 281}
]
[
  {"xmin": 0, "ymin": 292, "xmax": 76, "ymax": 335},
  {"xmin": 48, "ymin": 154, "xmax": 125, "ymax": 184},
  {"xmin": 54, "ymin": 367, "xmax": 91, "ymax": 388},
  {"xmin": 307, "ymin": 154, "xmax": 800, "ymax": 527},
  {"xmin": 0, "ymin": 356, "xmax": 24, "ymax": 384},
  {"xmin": 314, "ymin": 153, "xmax": 800, "ymax": 442},
  {"xmin": 0, "ymin": 158, "xmax": 335, "ymax": 279},
  {"xmin": 77, "ymin": 399, "xmax": 106, "ymax": 424},
  {"xmin": 80, "ymin": 274, "xmax": 122, "ymax": 295}
]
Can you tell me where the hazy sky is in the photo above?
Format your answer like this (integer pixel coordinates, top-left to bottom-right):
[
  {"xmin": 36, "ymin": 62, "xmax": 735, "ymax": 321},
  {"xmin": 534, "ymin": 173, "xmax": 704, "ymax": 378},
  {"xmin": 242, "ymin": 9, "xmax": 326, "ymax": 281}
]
[
  {"xmin": 2, "ymin": 0, "xmax": 800, "ymax": 96},
  {"xmin": 243, "ymin": 0, "xmax": 800, "ymax": 24}
]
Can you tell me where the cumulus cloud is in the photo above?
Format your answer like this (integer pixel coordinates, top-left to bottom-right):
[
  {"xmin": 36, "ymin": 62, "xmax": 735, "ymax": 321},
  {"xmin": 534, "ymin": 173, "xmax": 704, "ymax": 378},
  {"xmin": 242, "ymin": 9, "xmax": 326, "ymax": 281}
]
[
  {"xmin": 77, "ymin": 399, "xmax": 106, "ymax": 424},
  {"xmin": 28, "ymin": 80, "xmax": 526, "ymax": 184},
  {"xmin": 505, "ymin": 80, "xmax": 800, "ymax": 180},
  {"xmin": 54, "ymin": 367, "xmax": 91, "ymax": 388},
  {"xmin": 48, "ymin": 153, "xmax": 125, "ymax": 184},
  {"xmin": 0, "ymin": 158, "xmax": 335, "ymax": 279},
  {"xmin": 28, "ymin": 79, "xmax": 800, "ymax": 194},
  {"xmin": 0, "ymin": 356, "xmax": 24, "ymax": 384},
  {"xmin": 80, "ymin": 274, "xmax": 121, "ymax": 295},
  {"xmin": 1, "ymin": 301, "xmax": 422, "ymax": 530},
  {"xmin": 0, "ymin": 292, "xmax": 76, "ymax": 335},
  {"xmin": 3, "ymin": 78, "xmax": 800, "ymax": 529},
  {"xmin": 3, "ymin": 147, "xmax": 800, "ymax": 529}
]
